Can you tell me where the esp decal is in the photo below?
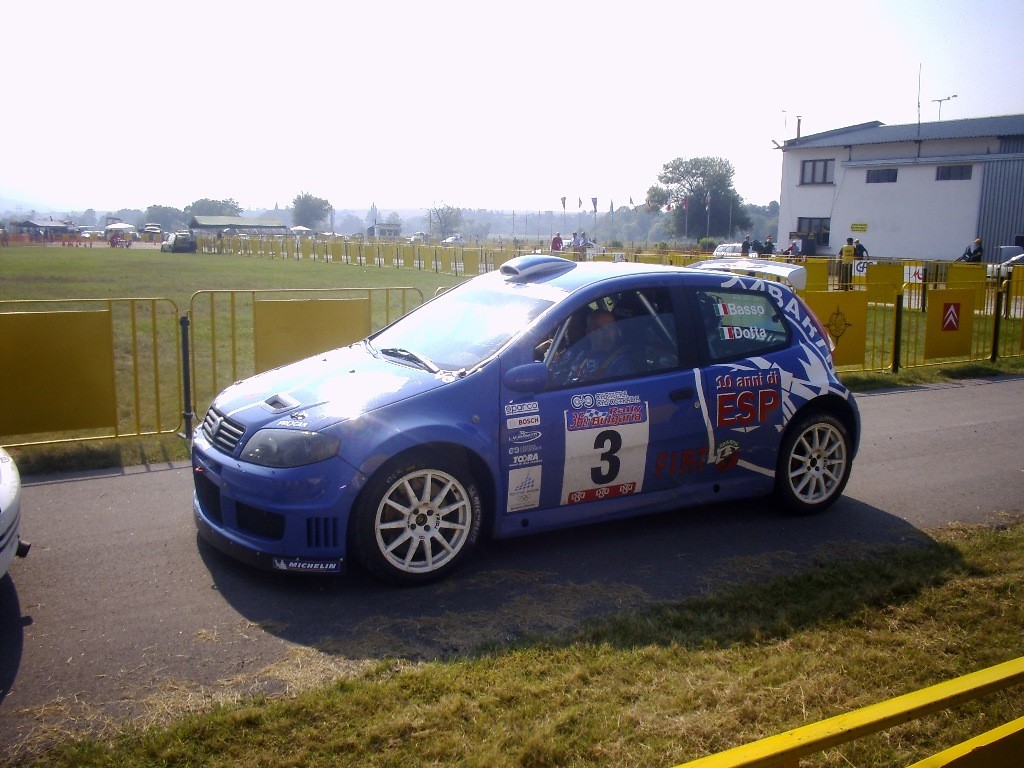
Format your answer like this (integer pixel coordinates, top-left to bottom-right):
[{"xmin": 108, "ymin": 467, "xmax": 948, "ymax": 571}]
[{"xmin": 715, "ymin": 370, "xmax": 782, "ymax": 429}]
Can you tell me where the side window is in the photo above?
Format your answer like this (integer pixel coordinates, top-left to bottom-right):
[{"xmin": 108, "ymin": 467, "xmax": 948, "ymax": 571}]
[
  {"xmin": 695, "ymin": 289, "xmax": 788, "ymax": 361},
  {"xmin": 545, "ymin": 288, "xmax": 680, "ymax": 387}
]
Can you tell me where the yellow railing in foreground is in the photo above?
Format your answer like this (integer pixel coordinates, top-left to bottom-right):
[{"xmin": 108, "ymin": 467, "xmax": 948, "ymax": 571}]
[{"xmin": 673, "ymin": 657, "xmax": 1024, "ymax": 768}]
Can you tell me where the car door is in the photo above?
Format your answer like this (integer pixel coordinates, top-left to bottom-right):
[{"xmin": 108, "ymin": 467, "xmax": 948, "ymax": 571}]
[
  {"xmin": 498, "ymin": 282, "xmax": 709, "ymax": 530},
  {"xmin": 688, "ymin": 282, "xmax": 792, "ymax": 496}
]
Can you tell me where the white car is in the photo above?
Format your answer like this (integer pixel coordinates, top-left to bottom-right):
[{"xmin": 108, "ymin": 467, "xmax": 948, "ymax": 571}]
[
  {"xmin": 986, "ymin": 246, "xmax": 1024, "ymax": 280},
  {"xmin": 712, "ymin": 243, "xmax": 746, "ymax": 258},
  {"xmin": 0, "ymin": 447, "xmax": 28, "ymax": 579},
  {"xmin": 442, "ymin": 235, "xmax": 465, "ymax": 245},
  {"xmin": 407, "ymin": 232, "xmax": 428, "ymax": 243}
]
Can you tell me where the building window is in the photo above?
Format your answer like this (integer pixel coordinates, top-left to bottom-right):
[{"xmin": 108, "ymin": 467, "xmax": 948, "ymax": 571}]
[
  {"xmin": 797, "ymin": 217, "xmax": 831, "ymax": 247},
  {"xmin": 936, "ymin": 164, "xmax": 972, "ymax": 181},
  {"xmin": 800, "ymin": 159, "xmax": 834, "ymax": 185},
  {"xmin": 866, "ymin": 168, "xmax": 898, "ymax": 183}
]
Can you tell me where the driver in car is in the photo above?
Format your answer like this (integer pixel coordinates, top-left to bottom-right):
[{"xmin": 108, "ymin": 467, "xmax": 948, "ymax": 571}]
[{"xmin": 559, "ymin": 309, "xmax": 633, "ymax": 383}]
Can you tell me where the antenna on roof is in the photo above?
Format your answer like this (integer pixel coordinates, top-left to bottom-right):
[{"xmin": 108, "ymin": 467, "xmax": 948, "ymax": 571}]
[{"xmin": 921, "ymin": 63, "xmax": 929, "ymax": 140}]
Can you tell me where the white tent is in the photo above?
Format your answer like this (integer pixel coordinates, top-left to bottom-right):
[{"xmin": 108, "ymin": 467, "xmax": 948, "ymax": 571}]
[
  {"xmin": 104, "ymin": 222, "xmax": 137, "ymax": 231},
  {"xmin": 290, "ymin": 225, "xmax": 312, "ymax": 233}
]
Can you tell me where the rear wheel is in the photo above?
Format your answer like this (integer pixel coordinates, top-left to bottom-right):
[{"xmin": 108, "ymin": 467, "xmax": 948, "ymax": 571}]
[
  {"xmin": 352, "ymin": 451, "xmax": 482, "ymax": 585},
  {"xmin": 775, "ymin": 412, "xmax": 852, "ymax": 515}
]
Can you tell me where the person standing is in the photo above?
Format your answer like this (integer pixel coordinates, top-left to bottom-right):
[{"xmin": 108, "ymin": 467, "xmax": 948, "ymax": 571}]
[
  {"xmin": 551, "ymin": 232, "xmax": 563, "ymax": 253},
  {"xmin": 853, "ymin": 238, "xmax": 869, "ymax": 259},
  {"xmin": 740, "ymin": 235, "xmax": 751, "ymax": 256},
  {"xmin": 760, "ymin": 235, "xmax": 774, "ymax": 255},
  {"xmin": 839, "ymin": 237, "xmax": 857, "ymax": 289}
]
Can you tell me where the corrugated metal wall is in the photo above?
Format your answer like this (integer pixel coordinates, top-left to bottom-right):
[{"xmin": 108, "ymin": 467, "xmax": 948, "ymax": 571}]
[{"xmin": 977, "ymin": 137, "xmax": 1024, "ymax": 251}]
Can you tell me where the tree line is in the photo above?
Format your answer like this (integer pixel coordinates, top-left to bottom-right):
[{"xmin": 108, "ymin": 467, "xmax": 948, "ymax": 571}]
[{"xmin": 40, "ymin": 155, "xmax": 778, "ymax": 245}]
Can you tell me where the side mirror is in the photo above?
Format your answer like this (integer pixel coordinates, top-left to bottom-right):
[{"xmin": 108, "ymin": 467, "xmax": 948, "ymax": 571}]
[{"xmin": 503, "ymin": 362, "xmax": 549, "ymax": 393}]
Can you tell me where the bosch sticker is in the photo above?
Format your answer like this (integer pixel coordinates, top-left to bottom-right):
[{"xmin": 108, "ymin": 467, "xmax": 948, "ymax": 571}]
[{"xmin": 507, "ymin": 414, "xmax": 541, "ymax": 429}]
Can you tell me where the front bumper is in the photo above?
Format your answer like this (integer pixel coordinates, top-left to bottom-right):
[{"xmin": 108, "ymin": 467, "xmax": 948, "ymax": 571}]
[
  {"xmin": 191, "ymin": 432, "xmax": 367, "ymax": 574},
  {"xmin": 0, "ymin": 508, "xmax": 21, "ymax": 578}
]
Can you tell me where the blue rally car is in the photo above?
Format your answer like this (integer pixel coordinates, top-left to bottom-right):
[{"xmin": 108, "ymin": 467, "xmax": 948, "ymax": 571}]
[{"xmin": 192, "ymin": 255, "xmax": 859, "ymax": 584}]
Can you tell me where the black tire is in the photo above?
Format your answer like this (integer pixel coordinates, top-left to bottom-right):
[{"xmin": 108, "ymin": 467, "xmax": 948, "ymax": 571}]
[
  {"xmin": 774, "ymin": 411, "xmax": 852, "ymax": 515},
  {"xmin": 351, "ymin": 450, "xmax": 482, "ymax": 585}
]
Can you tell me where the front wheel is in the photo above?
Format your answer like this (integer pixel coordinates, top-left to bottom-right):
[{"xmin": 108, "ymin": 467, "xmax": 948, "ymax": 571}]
[
  {"xmin": 775, "ymin": 412, "xmax": 852, "ymax": 515},
  {"xmin": 351, "ymin": 451, "xmax": 482, "ymax": 585}
]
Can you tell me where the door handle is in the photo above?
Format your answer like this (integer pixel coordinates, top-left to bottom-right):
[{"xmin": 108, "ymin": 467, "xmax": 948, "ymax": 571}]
[{"xmin": 669, "ymin": 388, "xmax": 694, "ymax": 402}]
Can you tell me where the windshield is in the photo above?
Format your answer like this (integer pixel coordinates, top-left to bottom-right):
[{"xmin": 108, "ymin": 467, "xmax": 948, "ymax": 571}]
[{"xmin": 371, "ymin": 284, "xmax": 556, "ymax": 371}]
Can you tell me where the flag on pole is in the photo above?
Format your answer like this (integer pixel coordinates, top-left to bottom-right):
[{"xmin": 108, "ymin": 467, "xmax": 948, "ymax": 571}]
[
  {"xmin": 705, "ymin": 194, "xmax": 710, "ymax": 211},
  {"xmin": 591, "ymin": 197, "xmax": 597, "ymax": 212},
  {"xmin": 629, "ymin": 196, "xmax": 634, "ymax": 206},
  {"xmin": 561, "ymin": 196, "xmax": 566, "ymax": 210},
  {"xmin": 578, "ymin": 197, "xmax": 583, "ymax": 209},
  {"xmin": 681, "ymin": 198, "xmax": 687, "ymax": 211}
]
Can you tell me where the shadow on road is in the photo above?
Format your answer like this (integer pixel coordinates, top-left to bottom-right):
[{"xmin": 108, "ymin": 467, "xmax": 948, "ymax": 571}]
[
  {"xmin": 0, "ymin": 574, "xmax": 28, "ymax": 705},
  {"xmin": 199, "ymin": 495, "xmax": 942, "ymax": 661}
]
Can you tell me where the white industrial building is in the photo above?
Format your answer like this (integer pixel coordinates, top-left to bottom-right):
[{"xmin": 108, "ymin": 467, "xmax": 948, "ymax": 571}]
[{"xmin": 776, "ymin": 114, "xmax": 1024, "ymax": 261}]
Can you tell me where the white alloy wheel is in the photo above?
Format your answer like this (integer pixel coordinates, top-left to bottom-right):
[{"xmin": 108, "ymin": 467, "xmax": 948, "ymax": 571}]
[
  {"xmin": 354, "ymin": 453, "xmax": 482, "ymax": 584},
  {"xmin": 776, "ymin": 413, "xmax": 852, "ymax": 515}
]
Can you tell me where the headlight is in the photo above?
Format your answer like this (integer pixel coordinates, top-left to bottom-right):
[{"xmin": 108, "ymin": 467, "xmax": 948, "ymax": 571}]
[{"xmin": 241, "ymin": 430, "xmax": 340, "ymax": 468}]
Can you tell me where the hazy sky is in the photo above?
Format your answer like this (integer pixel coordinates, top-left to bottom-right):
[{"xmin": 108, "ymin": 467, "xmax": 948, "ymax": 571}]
[{"xmin": 3, "ymin": 0, "xmax": 1022, "ymax": 215}]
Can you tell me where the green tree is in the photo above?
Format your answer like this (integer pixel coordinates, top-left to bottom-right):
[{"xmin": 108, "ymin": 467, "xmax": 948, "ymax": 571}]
[
  {"xmin": 645, "ymin": 186, "xmax": 669, "ymax": 211},
  {"xmin": 183, "ymin": 198, "xmax": 242, "ymax": 219},
  {"xmin": 427, "ymin": 204, "xmax": 463, "ymax": 239},
  {"xmin": 144, "ymin": 205, "xmax": 187, "ymax": 231},
  {"xmin": 744, "ymin": 201, "xmax": 780, "ymax": 243},
  {"xmin": 108, "ymin": 208, "xmax": 145, "ymax": 228},
  {"xmin": 337, "ymin": 213, "xmax": 364, "ymax": 236},
  {"xmin": 654, "ymin": 156, "xmax": 751, "ymax": 238},
  {"xmin": 385, "ymin": 211, "xmax": 403, "ymax": 233},
  {"xmin": 292, "ymin": 192, "xmax": 332, "ymax": 230}
]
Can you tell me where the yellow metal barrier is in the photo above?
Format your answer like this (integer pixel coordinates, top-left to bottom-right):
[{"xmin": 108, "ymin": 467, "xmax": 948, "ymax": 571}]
[
  {"xmin": 908, "ymin": 715, "xmax": 1024, "ymax": 767},
  {"xmin": 0, "ymin": 298, "xmax": 183, "ymax": 447},
  {"xmin": 188, "ymin": 287, "xmax": 424, "ymax": 419},
  {"xmin": 252, "ymin": 298, "xmax": 371, "ymax": 373},
  {"xmin": 674, "ymin": 657, "xmax": 1024, "ymax": 768}
]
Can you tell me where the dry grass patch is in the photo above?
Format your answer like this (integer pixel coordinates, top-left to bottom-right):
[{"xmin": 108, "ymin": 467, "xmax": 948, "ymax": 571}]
[{"xmin": 12, "ymin": 521, "xmax": 1024, "ymax": 767}]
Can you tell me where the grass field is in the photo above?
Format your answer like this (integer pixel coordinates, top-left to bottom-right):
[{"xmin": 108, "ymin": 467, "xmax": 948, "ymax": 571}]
[
  {"xmin": 3, "ymin": 244, "xmax": 1024, "ymax": 766},
  {"xmin": 8, "ymin": 523, "xmax": 1024, "ymax": 767},
  {"xmin": 2, "ymin": 243, "xmax": 1022, "ymax": 474},
  {"xmin": 0, "ymin": 244, "xmax": 464, "ymax": 473}
]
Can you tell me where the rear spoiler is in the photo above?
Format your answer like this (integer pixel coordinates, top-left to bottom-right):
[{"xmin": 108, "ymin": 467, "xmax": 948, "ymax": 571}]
[{"xmin": 690, "ymin": 258, "xmax": 807, "ymax": 290}]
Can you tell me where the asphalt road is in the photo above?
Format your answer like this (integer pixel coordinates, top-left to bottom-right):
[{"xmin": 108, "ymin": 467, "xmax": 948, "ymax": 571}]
[{"xmin": 2, "ymin": 376, "xmax": 1023, "ymax": 760}]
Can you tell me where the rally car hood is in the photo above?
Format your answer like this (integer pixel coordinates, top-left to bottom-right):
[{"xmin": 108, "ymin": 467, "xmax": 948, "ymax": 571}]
[{"xmin": 209, "ymin": 343, "xmax": 453, "ymax": 431}]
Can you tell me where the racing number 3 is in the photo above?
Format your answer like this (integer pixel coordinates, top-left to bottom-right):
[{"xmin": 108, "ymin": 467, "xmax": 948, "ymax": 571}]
[{"xmin": 591, "ymin": 429, "xmax": 622, "ymax": 484}]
